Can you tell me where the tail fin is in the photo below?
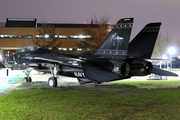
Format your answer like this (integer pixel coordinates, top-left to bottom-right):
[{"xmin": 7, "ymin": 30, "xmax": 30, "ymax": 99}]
[
  {"xmin": 127, "ymin": 22, "xmax": 161, "ymax": 59},
  {"xmin": 94, "ymin": 18, "xmax": 134, "ymax": 59}
]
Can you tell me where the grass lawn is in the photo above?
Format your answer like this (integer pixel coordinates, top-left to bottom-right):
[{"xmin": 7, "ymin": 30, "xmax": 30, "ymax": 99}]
[
  {"xmin": 111, "ymin": 78, "xmax": 180, "ymax": 88},
  {"xmin": 1, "ymin": 79, "xmax": 180, "ymax": 120}
]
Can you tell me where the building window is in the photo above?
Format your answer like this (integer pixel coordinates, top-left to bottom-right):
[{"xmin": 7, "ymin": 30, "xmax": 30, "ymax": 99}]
[
  {"xmin": 69, "ymin": 48, "xmax": 90, "ymax": 51},
  {"xmin": 35, "ymin": 35, "xmax": 67, "ymax": 39},
  {"xmin": 58, "ymin": 48, "xmax": 67, "ymax": 51},
  {"xmin": 57, "ymin": 35, "xmax": 67, "ymax": 38},
  {"xmin": 77, "ymin": 48, "xmax": 82, "ymax": 51},
  {"xmin": 69, "ymin": 48, "xmax": 77, "ymax": 51},
  {"xmin": 69, "ymin": 35, "xmax": 91, "ymax": 39},
  {"xmin": 0, "ymin": 35, "xmax": 33, "ymax": 38}
]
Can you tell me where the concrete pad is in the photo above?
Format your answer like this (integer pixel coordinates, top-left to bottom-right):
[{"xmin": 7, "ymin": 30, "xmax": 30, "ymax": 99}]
[{"xmin": 14, "ymin": 74, "xmax": 78, "ymax": 90}]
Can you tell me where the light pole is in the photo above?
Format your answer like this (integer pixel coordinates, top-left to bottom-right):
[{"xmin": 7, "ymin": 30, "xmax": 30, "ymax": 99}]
[
  {"xmin": 162, "ymin": 55, "xmax": 167, "ymax": 70},
  {"xmin": 168, "ymin": 47, "xmax": 176, "ymax": 71}
]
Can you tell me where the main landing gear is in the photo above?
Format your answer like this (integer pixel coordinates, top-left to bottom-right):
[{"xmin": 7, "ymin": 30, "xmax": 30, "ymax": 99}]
[
  {"xmin": 23, "ymin": 64, "xmax": 59, "ymax": 87},
  {"xmin": 48, "ymin": 64, "xmax": 59, "ymax": 87},
  {"xmin": 24, "ymin": 68, "xmax": 33, "ymax": 82}
]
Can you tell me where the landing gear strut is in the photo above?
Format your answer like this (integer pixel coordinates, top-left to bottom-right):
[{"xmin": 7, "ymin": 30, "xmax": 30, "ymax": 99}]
[
  {"xmin": 24, "ymin": 68, "xmax": 33, "ymax": 82},
  {"xmin": 48, "ymin": 64, "xmax": 59, "ymax": 87}
]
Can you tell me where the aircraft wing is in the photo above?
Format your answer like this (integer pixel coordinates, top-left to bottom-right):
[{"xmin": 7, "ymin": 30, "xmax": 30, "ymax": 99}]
[
  {"xmin": 81, "ymin": 61, "xmax": 121, "ymax": 82},
  {"xmin": 23, "ymin": 54, "xmax": 83, "ymax": 68}
]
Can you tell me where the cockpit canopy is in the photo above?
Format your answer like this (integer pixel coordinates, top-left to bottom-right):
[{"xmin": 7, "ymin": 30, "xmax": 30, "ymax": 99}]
[{"xmin": 15, "ymin": 46, "xmax": 39, "ymax": 54}]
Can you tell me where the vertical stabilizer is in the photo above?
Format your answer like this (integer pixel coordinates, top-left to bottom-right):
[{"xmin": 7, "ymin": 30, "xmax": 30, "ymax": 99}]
[
  {"xmin": 94, "ymin": 18, "xmax": 134, "ymax": 59},
  {"xmin": 127, "ymin": 23, "xmax": 161, "ymax": 59}
]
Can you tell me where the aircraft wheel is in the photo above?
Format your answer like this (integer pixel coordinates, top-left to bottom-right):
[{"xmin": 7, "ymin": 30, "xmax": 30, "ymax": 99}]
[
  {"xmin": 48, "ymin": 77, "xmax": 57, "ymax": 87},
  {"xmin": 29, "ymin": 77, "xmax": 32, "ymax": 82},
  {"xmin": 24, "ymin": 77, "xmax": 28, "ymax": 82},
  {"xmin": 24, "ymin": 77, "xmax": 32, "ymax": 82}
]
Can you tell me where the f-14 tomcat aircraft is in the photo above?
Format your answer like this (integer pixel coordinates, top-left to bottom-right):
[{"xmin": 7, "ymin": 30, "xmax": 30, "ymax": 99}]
[{"xmin": 3, "ymin": 18, "xmax": 178, "ymax": 87}]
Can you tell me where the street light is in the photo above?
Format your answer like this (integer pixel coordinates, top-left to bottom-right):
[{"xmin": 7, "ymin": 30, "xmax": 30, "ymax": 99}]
[
  {"xmin": 168, "ymin": 47, "xmax": 176, "ymax": 55},
  {"xmin": 168, "ymin": 47, "xmax": 176, "ymax": 70}
]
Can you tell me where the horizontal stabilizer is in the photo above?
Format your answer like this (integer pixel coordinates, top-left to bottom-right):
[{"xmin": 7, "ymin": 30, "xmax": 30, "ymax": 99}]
[
  {"xmin": 81, "ymin": 62, "xmax": 120, "ymax": 82},
  {"xmin": 152, "ymin": 67, "xmax": 178, "ymax": 76}
]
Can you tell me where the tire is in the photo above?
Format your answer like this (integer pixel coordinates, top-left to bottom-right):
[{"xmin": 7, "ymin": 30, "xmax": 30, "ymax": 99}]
[
  {"xmin": 24, "ymin": 77, "xmax": 28, "ymax": 82},
  {"xmin": 24, "ymin": 77, "xmax": 32, "ymax": 82},
  {"xmin": 28, "ymin": 77, "xmax": 32, "ymax": 82},
  {"xmin": 48, "ymin": 77, "xmax": 57, "ymax": 87}
]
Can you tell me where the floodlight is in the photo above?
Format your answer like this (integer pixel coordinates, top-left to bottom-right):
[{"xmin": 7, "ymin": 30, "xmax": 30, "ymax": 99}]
[
  {"xmin": 162, "ymin": 55, "xmax": 167, "ymax": 59},
  {"xmin": 168, "ymin": 47, "xmax": 176, "ymax": 55}
]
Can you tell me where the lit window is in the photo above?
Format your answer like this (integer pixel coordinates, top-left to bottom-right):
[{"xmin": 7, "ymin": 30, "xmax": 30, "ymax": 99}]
[
  {"xmin": 70, "ymin": 35, "xmax": 91, "ymax": 39},
  {"xmin": 45, "ymin": 34, "xmax": 49, "ymax": 38},
  {"xmin": 63, "ymin": 48, "xmax": 67, "ymax": 51},
  {"xmin": 77, "ymin": 48, "xmax": 82, "ymax": 51},
  {"xmin": 58, "ymin": 48, "xmax": 67, "ymax": 51},
  {"xmin": 69, "ymin": 48, "xmax": 73, "ymax": 51},
  {"xmin": 35, "ymin": 35, "xmax": 39, "ymax": 38},
  {"xmin": 0, "ymin": 35, "xmax": 33, "ymax": 38},
  {"xmin": 79, "ymin": 35, "xmax": 84, "ymax": 38},
  {"xmin": 9, "ymin": 35, "xmax": 14, "ymax": 38},
  {"xmin": 58, "ymin": 35, "xmax": 67, "ymax": 38},
  {"xmin": 58, "ymin": 48, "xmax": 63, "ymax": 51}
]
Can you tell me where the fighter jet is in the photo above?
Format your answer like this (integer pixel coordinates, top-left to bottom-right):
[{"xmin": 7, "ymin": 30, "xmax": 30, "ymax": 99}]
[{"xmin": 3, "ymin": 18, "xmax": 178, "ymax": 87}]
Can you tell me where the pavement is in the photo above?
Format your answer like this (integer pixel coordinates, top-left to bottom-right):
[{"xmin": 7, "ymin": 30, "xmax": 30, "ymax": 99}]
[
  {"xmin": 0, "ymin": 69, "xmax": 25, "ymax": 96},
  {"xmin": 0, "ymin": 69, "xmax": 80, "ymax": 96},
  {"xmin": 16, "ymin": 74, "xmax": 80, "ymax": 91},
  {"xmin": 0, "ymin": 68, "xmax": 180, "ymax": 96}
]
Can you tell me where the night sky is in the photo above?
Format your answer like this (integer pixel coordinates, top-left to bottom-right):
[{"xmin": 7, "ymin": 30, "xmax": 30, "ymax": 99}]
[{"xmin": 1, "ymin": 0, "xmax": 180, "ymax": 39}]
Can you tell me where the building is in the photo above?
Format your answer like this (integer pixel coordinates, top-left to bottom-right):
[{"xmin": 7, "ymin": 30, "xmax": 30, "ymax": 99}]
[{"xmin": 0, "ymin": 18, "xmax": 112, "ymax": 60}]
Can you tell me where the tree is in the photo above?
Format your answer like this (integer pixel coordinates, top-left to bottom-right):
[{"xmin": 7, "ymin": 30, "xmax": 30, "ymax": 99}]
[
  {"xmin": 18, "ymin": 38, "xmax": 33, "ymax": 47},
  {"xmin": 151, "ymin": 32, "xmax": 174, "ymax": 67},
  {"xmin": 152, "ymin": 32, "xmax": 173, "ymax": 58},
  {"xmin": 32, "ymin": 23, "xmax": 62, "ymax": 52},
  {"xmin": 77, "ymin": 15, "xmax": 110, "ymax": 54}
]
